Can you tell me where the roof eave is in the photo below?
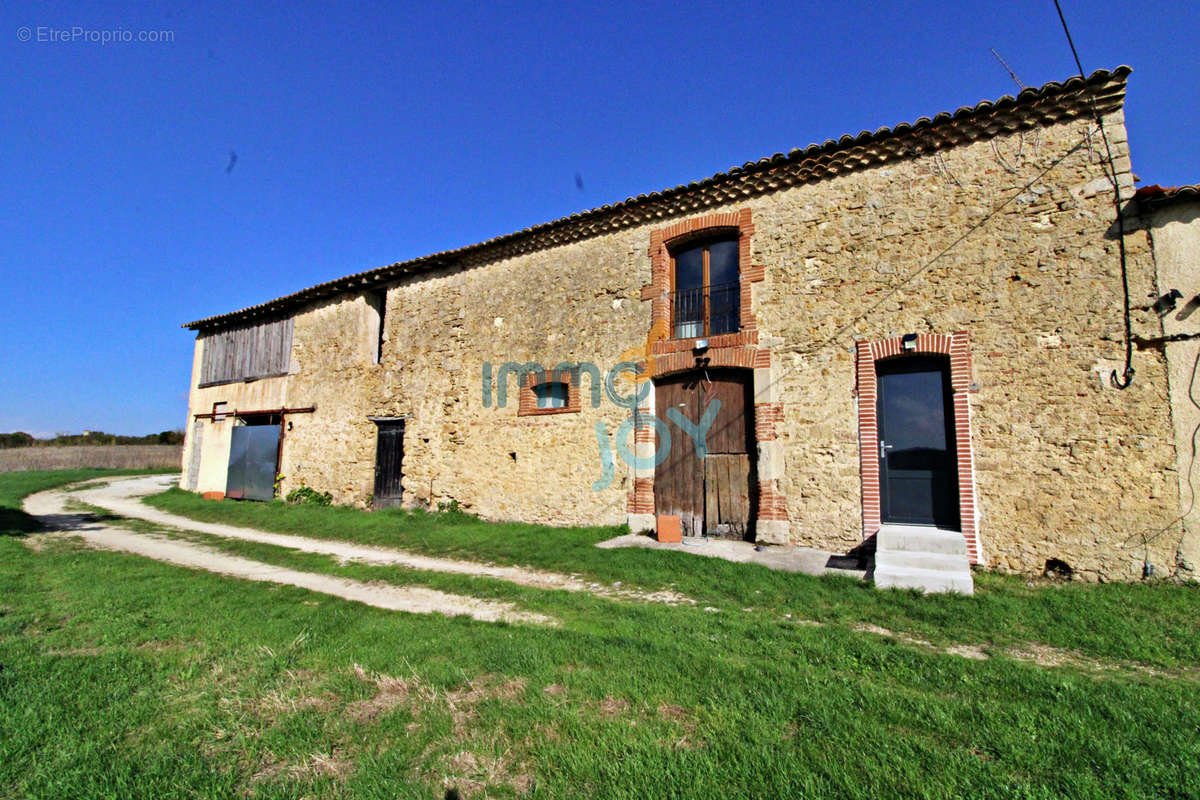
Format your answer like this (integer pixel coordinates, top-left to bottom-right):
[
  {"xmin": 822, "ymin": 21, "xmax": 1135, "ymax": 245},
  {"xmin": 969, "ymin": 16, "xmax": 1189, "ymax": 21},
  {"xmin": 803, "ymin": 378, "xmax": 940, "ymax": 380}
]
[
  {"xmin": 184, "ymin": 66, "xmax": 1132, "ymax": 332},
  {"xmin": 1135, "ymin": 184, "xmax": 1200, "ymax": 211}
]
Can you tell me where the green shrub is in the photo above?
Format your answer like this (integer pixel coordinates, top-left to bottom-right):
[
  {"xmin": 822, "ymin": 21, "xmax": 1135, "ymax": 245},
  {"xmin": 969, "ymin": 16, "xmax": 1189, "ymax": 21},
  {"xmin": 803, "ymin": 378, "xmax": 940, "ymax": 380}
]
[{"xmin": 285, "ymin": 486, "xmax": 333, "ymax": 506}]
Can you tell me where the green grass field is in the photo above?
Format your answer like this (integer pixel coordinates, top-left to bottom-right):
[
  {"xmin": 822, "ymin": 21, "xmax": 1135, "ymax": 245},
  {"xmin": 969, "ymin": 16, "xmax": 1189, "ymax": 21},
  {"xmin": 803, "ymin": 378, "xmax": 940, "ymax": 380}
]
[{"xmin": 3, "ymin": 471, "xmax": 1199, "ymax": 798}]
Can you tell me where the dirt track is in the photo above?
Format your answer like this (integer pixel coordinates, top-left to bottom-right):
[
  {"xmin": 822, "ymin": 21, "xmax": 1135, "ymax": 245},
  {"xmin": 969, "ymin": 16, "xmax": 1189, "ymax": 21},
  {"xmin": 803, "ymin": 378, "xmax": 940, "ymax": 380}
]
[
  {"xmin": 22, "ymin": 478, "xmax": 557, "ymax": 625},
  {"xmin": 60, "ymin": 475, "xmax": 691, "ymax": 605}
]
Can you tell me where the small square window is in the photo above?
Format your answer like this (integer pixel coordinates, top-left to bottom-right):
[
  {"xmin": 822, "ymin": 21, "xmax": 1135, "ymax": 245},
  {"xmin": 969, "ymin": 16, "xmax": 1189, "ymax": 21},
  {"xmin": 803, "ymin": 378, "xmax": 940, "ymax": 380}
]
[
  {"xmin": 534, "ymin": 381, "xmax": 569, "ymax": 409},
  {"xmin": 519, "ymin": 371, "xmax": 581, "ymax": 416}
]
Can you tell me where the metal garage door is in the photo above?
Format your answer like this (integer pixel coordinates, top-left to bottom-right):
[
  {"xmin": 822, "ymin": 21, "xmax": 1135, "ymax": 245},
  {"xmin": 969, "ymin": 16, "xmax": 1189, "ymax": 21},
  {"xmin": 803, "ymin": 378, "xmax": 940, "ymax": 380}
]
[{"xmin": 226, "ymin": 424, "xmax": 280, "ymax": 501}]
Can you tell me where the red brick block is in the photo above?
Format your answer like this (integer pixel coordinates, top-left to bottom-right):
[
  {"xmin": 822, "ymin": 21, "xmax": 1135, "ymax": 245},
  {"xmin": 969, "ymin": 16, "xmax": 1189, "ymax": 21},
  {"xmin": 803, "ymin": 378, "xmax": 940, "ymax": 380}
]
[{"xmin": 656, "ymin": 514, "xmax": 682, "ymax": 543}]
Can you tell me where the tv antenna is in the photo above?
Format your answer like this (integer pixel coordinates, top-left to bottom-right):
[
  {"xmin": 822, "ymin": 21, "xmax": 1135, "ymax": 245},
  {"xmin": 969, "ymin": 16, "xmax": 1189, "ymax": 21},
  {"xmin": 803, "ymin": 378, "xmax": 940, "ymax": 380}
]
[{"xmin": 990, "ymin": 48, "xmax": 1026, "ymax": 89}]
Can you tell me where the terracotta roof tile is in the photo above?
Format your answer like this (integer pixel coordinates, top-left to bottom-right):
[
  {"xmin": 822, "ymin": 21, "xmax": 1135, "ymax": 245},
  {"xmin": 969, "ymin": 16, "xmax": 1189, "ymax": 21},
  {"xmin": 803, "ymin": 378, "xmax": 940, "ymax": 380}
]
[
  {"xmin": 1135, "ymin": 184, "xmax": 1200, "ymax": 208},
  {"xmin": 185, "ymin": 67, "xmax": 1132, "ymax": 331}
]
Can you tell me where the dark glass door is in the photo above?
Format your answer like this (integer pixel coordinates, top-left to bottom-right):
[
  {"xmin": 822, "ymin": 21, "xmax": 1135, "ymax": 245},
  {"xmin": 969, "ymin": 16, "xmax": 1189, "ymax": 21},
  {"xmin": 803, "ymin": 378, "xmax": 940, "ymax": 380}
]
[{"xmin": 876, "ymin": 357, "xmax": 959, "ymax": 527}]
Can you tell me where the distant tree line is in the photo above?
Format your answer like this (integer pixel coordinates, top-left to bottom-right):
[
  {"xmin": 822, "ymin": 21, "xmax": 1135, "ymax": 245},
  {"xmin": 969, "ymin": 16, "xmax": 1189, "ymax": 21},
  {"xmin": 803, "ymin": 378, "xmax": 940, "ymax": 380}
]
[{"xmin": 0, "ymin": 430, "xmax": 185, "ymax": 448}]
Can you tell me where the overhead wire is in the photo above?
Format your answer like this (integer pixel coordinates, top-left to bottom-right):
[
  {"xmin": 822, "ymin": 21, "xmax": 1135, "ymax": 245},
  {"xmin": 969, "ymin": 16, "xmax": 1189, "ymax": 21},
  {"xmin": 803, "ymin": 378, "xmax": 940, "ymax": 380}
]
[
  {"xmin": 633, "ymin": 25, "xmax": 1148, "ymax": 556},
  {"xmin": 777, "ymin": 130, "xmax": 1095, "ymax": 362},
  {"xmin": 1051, "ymin": 0, "xmax": 1195, "ymax": 576},
  {"xmin": 1118, "ymin": 345, "xmax": 1200, "ymax": 575},
  {"xmin": 1052, "ymin": 0, "xmax": 1135, "ymax": 389},
  {"xmin": 652, "ymin": 127, "xmax": 1100, "ymax": 454}
]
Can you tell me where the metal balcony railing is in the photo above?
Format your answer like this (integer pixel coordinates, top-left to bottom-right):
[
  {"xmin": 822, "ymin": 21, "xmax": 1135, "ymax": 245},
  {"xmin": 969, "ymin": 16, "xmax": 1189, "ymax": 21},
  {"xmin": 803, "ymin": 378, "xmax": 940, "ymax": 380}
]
[{"xmin": 671, "ymin": 280, "xmax": 740, "ymax": 338}]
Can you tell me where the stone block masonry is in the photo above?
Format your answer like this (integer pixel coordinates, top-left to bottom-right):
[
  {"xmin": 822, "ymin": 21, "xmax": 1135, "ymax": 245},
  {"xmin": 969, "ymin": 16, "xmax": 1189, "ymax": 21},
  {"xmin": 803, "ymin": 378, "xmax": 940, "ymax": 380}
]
[{"xmin": 182, "ymin": 75, "xmax": 1181, "ymax": 580}]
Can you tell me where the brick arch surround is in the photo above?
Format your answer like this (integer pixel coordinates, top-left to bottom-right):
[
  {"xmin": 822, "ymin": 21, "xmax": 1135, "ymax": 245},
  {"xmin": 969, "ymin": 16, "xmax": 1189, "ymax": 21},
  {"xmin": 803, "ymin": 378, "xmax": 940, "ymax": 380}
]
[
  {"xmin": 855, "ymin": 333, "xmax": 981, "ymax": 563},
  {"xmin": 630, "ymin": 208, "xmax": 790, "ymax": 544}
]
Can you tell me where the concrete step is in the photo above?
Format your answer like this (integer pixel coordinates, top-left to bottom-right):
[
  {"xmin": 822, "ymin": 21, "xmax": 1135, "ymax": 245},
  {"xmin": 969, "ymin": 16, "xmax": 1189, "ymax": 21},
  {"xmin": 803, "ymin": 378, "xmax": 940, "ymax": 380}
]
[
  {"xmin": 873, "ymin": 563, "xmax": 975, "ymax": 595},
  {"xmin": 876, "ymin": 525, "xmax": 967, "ymax": 556},
  {"xmin": 873, "ymin": 550, "xmax": 971, "ymax": 573}
]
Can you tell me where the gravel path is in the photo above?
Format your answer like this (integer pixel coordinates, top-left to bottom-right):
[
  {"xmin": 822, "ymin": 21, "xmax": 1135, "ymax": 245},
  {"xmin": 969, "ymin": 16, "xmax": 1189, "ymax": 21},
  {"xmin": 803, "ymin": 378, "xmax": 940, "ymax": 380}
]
[
  {"xmin": 22, "ymin": 481, "xmax": 556, "ymax": 626},
  {"xmin": 61, "ymin": 476, "xmax": 690, "ymax": 605}
]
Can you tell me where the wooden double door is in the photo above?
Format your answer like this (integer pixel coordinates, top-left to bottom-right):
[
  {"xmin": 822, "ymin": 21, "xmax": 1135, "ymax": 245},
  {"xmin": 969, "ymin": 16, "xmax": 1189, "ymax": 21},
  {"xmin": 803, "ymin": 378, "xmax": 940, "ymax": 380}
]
[{"xmin": 654, "ymin": 369, "xmax": 756, "ymax": 540}]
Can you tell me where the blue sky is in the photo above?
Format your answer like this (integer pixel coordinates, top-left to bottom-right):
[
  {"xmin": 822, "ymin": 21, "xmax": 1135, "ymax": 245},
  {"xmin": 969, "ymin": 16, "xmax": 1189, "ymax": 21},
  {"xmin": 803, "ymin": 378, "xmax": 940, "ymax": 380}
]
[{"xmin": 2, "ymin": 0, "xmax": 1196, "ymax": 436}]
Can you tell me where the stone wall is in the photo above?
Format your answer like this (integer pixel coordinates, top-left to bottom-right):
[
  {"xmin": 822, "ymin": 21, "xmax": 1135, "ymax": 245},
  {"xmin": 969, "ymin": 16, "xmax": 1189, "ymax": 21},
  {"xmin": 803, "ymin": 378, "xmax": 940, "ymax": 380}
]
[
  {"xmin": 1144, "ymin": 196, "xmax": 1200, "ymax": 578},
  {"xmin": 182, "ymin": 109, "xmax": 1182, "ymax": 580},
  {"xmin": 746, "ymin": 111, "xmax": 1177, "ymax": 580}
]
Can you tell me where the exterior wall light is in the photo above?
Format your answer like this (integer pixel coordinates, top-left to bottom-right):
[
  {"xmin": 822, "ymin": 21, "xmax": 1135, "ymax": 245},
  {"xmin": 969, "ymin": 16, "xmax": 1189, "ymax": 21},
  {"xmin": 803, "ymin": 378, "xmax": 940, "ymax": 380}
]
[
  {"xmin": 693, "ymin": 338, "xmax": 709, "ymax": 351},
  {"xmin": 902, "ymin": 333, "xmax": 918, "ymax": 351},
  {"xmin": 1152, "ymin": 289, "xmax": 1183, "ymax": 317}
]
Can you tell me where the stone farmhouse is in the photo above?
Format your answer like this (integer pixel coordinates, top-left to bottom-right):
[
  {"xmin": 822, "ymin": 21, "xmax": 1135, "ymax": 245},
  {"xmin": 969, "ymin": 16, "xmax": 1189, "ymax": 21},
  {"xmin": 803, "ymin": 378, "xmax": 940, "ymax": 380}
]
[{"xmin": 181, "ymin": 66, "xmax": 1199, "ymax": 583}]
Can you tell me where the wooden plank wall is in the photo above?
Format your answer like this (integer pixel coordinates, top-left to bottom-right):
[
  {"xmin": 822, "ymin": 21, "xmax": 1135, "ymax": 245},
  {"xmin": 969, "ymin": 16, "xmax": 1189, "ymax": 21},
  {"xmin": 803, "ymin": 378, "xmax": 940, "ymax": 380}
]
[{"xmin": 199, "ymin": 317, "xmax": 293, "ymax": 386}]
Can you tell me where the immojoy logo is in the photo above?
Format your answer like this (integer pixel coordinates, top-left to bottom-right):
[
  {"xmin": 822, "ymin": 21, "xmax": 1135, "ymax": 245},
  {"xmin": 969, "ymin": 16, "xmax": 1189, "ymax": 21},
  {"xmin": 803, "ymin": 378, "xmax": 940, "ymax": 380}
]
[{"xmin": 481, "ymin": 322, "xmax": 721, "ymax": 491}]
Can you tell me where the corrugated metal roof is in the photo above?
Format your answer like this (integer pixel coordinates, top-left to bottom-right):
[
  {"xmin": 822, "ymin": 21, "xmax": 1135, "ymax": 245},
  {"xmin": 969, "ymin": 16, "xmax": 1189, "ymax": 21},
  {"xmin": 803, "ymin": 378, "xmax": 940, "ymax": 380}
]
[{"xmin": 184, "ymin": 66, "xmax": 1132, "ymax": 331}]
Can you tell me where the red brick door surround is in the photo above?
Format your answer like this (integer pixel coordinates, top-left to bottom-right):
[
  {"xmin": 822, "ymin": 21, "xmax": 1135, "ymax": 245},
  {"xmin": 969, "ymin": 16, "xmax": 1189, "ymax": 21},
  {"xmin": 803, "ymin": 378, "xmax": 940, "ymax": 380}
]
[
  {"xmin": 631, "ymin": 209, "xmax": 790, "ymax": 543},
  {"xmin": 855, "ymin": 333, "xmax": 981, "ymax": 563}
]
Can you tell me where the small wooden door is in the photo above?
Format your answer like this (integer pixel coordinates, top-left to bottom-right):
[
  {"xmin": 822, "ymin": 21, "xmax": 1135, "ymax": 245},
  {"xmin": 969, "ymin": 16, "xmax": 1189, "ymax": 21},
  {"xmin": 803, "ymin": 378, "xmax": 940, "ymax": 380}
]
[
  {"xmin": 654, "ymin": 369, "xmax": 755, "ymax": 539},
  {"xmin": 373, "ymin": 421, "xmax": 404, "ymax": 509},
  {"xmin": 655, "ymin": 376, "xmax": 703, "ymax": 536}
]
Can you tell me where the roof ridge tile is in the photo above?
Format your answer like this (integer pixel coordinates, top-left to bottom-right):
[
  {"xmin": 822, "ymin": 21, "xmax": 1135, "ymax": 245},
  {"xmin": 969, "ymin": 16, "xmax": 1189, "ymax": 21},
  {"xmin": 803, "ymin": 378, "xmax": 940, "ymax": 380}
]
[{"xmin": 184, "ymin": 66, "xmax": 1133, "ymax": 330}]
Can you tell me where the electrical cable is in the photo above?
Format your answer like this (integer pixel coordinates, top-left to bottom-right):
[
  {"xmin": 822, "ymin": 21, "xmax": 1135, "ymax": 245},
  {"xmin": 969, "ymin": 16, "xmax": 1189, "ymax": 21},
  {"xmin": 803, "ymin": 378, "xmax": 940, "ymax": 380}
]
[
  {"xmin": 778, "ymin": 130, "xmax": 1095, "ymax": 361},
  {"xmin": 1052, "ymin": 0, "xmax": 1135, "ymax": 389},
  {"xmin": 1118, "ymin": 345, "xmax": 1200, "ymax": 575},
  {"xmin": 638, "ymin": 40, "xmax": 1133, "ymax": 543},
  {"xmin": 671, "ymin": 128, "xmax": 1100, "ymax": 454},
  {"xmin": 1049, "ymin": 0, "xmax": 1196, "ymax": 575}
]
